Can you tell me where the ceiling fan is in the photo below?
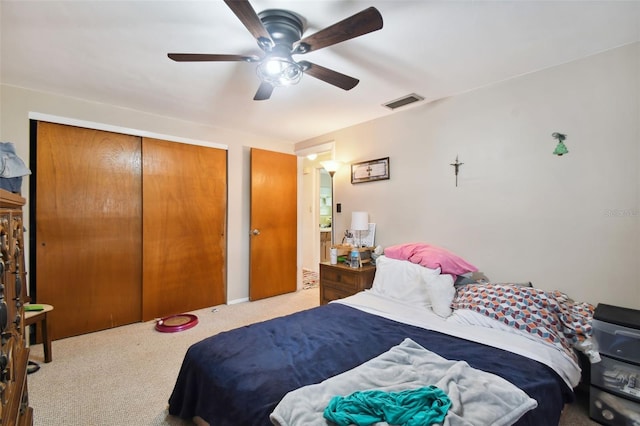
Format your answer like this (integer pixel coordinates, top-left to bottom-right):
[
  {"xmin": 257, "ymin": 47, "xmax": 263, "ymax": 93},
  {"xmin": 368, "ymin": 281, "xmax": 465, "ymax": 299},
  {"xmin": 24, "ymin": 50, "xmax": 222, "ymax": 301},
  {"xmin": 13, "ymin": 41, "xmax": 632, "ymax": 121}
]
[{"xmin": 168, "ymin": 0, "xmax": 383, "ymax": 101}]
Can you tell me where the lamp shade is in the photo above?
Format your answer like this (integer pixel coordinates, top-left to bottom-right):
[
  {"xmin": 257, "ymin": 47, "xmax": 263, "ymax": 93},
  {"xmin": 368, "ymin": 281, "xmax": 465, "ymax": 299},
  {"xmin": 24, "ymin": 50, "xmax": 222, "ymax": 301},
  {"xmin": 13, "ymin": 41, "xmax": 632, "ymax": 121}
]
[
  {"xmin": 553, "ymin": 141, "xmax": 569, "ymax": 156},
  {"xmin": 320, "ymin": 160, "xmax": 342, "ymax": 175},
  {"xmin": 351, "ymin": 211, "xmax": 369, "ymax": 231},
  {"xmin": 551, "ymin": 132, "xmax": 568, "ymax": 156}
]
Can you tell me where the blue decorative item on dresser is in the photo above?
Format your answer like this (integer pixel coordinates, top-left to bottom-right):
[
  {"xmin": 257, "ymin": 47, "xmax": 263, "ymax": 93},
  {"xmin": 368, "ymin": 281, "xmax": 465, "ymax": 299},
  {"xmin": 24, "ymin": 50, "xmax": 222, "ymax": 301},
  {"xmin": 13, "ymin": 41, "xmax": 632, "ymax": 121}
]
[
  {"xmin": 0, "ymin": 142, "xmax": 31, "ymax": 194},
  {"xmin": 590, "ymin": 304, "xmax": 640, "ymax": 425}
]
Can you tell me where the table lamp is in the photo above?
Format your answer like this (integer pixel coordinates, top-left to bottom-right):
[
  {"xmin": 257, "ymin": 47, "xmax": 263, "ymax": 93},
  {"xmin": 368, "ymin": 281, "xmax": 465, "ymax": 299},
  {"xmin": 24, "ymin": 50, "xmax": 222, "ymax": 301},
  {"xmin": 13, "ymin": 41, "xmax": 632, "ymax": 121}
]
[{"xmin": 351, "ymin": 211, "xmax": 369, "ymax": 247}]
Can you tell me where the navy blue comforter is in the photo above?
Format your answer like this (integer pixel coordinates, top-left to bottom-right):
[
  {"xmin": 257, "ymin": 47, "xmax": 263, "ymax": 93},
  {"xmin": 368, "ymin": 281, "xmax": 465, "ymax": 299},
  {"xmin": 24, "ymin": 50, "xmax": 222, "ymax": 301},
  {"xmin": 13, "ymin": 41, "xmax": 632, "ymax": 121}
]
[{"xmin": 168, "ymin": 303, "xmax": 573, "ymax": 425}]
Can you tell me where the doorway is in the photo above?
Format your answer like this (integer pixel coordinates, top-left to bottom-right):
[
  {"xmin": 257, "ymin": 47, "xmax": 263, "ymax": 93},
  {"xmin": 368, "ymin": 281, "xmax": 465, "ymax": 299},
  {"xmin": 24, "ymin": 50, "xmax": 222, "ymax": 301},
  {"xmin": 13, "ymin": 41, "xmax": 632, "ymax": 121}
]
[{"xmin": 300, "ymin": 150, "xmax": 334, "ymax": 273}]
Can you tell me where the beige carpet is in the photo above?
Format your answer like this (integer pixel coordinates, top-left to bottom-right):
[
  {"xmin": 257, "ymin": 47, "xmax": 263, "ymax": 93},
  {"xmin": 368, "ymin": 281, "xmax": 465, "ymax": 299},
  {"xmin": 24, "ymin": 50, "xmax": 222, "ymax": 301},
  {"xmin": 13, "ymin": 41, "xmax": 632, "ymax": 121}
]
[{"xmin": 26, "ymin": 287, "xmax": 595, "ymax": 425}]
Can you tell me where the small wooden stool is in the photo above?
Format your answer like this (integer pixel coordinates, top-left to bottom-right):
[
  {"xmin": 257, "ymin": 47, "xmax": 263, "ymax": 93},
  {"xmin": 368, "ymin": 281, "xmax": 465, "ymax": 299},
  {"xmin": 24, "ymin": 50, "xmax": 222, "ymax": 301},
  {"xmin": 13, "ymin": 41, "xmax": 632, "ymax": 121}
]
[{"xmin": 24, "ymin": 304, "xmax": 54, "ymax": 363}]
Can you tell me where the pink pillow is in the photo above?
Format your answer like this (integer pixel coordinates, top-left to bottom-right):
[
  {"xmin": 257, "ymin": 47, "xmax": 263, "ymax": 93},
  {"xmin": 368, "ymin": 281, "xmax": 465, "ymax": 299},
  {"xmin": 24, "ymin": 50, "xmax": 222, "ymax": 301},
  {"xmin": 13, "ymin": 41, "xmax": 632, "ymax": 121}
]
[{"xmin": 384, "ymin": 242, "xmax": 478, "ymax": 276}]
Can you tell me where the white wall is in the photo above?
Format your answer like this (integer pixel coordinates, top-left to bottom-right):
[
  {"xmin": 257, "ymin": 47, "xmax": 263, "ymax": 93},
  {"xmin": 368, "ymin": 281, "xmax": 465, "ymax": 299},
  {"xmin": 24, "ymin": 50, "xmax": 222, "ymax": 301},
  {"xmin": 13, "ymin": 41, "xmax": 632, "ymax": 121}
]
[
  {"xmin": 297, "ymin": 43, "xmax": 640, "ymax": 309},
  {"xmin": 0, "ymin": 84, "xmax": 295, "ymax": 303}
]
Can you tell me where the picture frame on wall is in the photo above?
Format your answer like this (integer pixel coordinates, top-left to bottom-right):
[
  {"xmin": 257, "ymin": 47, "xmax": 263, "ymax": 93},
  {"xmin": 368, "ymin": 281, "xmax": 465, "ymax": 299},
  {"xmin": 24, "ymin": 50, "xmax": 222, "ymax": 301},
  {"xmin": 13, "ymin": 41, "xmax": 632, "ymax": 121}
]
[
  {"xmin": 361, "ymin": 223, "xmax": 376, "ymax": 247},
  {"xmin": 351, "ymin": 157, "xmax": 390, "ymax": 184}
]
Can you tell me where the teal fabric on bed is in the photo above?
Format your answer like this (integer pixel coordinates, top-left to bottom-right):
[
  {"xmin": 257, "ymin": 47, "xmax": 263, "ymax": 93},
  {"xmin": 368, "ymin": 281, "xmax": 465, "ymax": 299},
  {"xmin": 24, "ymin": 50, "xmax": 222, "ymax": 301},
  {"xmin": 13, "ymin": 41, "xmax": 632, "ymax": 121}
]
[{"xmin": 323, "ymin": 385, "xmax": 451, "ymax": 426}]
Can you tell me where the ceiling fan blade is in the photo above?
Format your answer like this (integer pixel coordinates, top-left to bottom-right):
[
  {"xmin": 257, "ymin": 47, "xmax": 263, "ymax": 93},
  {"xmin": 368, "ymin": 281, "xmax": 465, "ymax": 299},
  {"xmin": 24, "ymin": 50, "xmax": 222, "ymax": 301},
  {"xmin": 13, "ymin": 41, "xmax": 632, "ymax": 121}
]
[
  {"xmin": 223, "ymin": 0, "xmax": 273, "ymax": 49},
  {"xmin": 294, "ymin": 7, "xmax": 383, "ymax": 54},
  {"xmin": 254, "ymin": 82, "xmax": 274, "ymax": 101},
  {"xmin": 168, "ymin": 53, "xmax": 259, "ymax": 62},
  {"xmin": 298, "ymin": 61, "xmax": 359, "ymax": 91}
]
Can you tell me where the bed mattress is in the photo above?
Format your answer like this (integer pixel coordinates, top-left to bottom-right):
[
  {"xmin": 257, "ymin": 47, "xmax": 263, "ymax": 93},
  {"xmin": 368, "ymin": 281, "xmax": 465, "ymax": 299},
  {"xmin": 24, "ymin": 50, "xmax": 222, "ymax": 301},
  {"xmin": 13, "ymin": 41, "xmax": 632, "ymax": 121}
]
[{"xmin": 168, "ymin": 297, "xmax": 573, "ymax": 425}]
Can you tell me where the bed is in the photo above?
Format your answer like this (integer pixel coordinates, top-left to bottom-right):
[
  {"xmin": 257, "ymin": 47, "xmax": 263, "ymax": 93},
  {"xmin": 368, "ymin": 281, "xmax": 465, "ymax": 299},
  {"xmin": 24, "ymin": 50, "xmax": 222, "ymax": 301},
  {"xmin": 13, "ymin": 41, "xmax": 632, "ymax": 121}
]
[{"xmin": 168, "ymin": 244, "xmax": 594, "ymax": 426}]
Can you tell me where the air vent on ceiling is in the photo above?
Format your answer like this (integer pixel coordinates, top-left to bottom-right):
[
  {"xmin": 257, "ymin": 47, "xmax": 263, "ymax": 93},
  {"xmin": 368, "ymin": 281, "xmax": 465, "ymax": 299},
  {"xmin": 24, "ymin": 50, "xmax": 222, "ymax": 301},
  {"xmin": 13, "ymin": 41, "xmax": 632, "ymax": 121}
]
[{"xmin": 383, "ymin": 93, "xmax": 424, "ymax": 110}]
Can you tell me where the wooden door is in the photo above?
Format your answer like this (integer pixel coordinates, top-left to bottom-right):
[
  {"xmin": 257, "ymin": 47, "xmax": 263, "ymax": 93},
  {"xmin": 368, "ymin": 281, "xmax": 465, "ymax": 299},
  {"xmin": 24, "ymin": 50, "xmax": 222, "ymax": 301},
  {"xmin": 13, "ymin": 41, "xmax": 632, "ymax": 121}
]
[
  {"xmin": 142, "ymin": 138, "xmax": 226, "ymax": 320},
  {"xmin": 35, "ymin": 122, "xmax": 142, "ymax": 340},
  {"xmin": 249, "ymin": 148, "xmax": 297, "ymax": 300}
]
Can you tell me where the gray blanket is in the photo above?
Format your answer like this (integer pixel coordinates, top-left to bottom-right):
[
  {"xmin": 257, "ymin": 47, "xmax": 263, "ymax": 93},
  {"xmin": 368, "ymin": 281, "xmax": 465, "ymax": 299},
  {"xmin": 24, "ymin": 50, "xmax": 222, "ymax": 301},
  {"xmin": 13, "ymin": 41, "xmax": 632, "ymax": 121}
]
[{"xmin": 270, "ymin": 338, "xmax": 537, "ymax": 426}]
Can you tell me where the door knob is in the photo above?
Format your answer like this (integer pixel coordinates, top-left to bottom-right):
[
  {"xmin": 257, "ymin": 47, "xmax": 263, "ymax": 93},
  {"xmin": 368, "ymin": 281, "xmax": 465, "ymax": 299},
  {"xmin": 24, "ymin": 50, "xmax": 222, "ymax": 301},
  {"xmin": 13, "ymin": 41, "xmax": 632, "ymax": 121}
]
[{"xmin": 251, "ymin": 229, "xmax": 261, "ymax": 236}]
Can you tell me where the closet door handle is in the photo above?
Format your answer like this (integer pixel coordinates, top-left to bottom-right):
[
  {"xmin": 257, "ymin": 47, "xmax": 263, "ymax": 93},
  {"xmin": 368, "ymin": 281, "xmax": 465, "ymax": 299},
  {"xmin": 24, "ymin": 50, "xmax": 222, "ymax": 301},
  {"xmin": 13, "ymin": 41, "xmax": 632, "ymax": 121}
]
[{"xmin": 251, "ymin": 229, "xmax": 261, "ymax": 236}]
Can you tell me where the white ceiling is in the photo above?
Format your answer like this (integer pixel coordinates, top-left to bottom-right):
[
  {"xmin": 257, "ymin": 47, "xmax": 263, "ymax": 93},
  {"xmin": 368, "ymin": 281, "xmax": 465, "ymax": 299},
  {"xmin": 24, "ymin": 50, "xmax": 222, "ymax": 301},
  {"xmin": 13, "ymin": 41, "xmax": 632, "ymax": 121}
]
[{"xmin": 2, "ymin": 1, "xmax": 639, "ymax": 143}]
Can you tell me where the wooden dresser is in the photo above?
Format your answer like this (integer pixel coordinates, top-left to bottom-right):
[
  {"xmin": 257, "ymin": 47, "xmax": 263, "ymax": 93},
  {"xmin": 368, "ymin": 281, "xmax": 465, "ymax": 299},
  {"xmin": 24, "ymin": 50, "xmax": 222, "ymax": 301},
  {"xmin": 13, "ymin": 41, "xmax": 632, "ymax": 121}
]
[
  {"xmin": 0, "ymin": 189, "xmax": 32, "ymax": 425},
  {"xmin": 319, "ymin": 262, "xmax": 376, "ymax": 305}
]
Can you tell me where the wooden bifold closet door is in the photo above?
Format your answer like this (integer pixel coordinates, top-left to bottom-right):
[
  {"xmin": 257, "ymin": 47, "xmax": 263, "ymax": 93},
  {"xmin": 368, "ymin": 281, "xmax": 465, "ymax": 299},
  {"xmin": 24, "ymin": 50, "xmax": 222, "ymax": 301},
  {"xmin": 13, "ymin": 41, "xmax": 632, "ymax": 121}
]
[
  {"xmin": 141, "ymin": 137, "xmax": 226, "ymax": 321},
  {"xmin": 35, "ymin": 122, "xmax": 142, "ymax": 339},
  {"xmin": 34, "ymin": 122, "xmax": 226, "ymax": 340}
]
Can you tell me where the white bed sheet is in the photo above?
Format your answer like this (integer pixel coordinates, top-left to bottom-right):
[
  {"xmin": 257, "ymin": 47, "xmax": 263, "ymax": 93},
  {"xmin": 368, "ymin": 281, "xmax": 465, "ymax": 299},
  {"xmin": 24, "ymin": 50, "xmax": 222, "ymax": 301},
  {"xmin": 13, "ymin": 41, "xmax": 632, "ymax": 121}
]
[{"xmin": 333, "ymin": 290, "xmax": 581, "ymax": 389}]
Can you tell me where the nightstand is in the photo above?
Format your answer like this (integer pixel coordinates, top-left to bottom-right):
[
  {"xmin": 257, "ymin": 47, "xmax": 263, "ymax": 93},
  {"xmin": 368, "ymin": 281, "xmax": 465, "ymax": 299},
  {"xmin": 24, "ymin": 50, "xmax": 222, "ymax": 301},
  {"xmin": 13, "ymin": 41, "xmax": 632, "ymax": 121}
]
[
  {"xmin": 319, "ymin": 262, "xmax": 376, "ymax": 305},
  {"xmin": 589, "ymin": 304, "xmax": 640, "ymax": 425}
]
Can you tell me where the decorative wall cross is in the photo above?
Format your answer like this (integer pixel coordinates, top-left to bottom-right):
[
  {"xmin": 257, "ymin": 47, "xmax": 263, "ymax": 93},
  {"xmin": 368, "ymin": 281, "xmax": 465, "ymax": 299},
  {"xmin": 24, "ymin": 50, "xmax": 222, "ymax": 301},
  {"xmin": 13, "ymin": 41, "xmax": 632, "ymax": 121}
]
[{"xmin": 449, "ymin": 155, "xmax": 464, "ymax": 187}]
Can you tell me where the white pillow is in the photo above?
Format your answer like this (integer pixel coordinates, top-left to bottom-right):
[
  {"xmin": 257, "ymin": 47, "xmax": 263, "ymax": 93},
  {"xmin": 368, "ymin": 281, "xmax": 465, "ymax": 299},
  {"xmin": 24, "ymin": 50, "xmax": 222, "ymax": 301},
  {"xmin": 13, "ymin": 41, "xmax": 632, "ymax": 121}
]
[
  {"xmin": 424, "ymin": 273, "xmax": 455, "ymax": 317},
  {"xmin": 370, "ymin": 256, "xmax": 440, "ymax": 308}
]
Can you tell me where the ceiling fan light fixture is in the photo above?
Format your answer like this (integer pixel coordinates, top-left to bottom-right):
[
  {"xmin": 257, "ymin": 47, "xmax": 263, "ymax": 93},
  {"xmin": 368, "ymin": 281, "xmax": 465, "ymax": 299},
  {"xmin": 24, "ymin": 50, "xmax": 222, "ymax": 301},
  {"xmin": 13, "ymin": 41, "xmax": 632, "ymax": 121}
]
[
  {"xmin": 171, "ymin": 2, "xmax": 384, "ymax": 100},
  {"xmin": 257, "ymin": 55, "xmax": 303, "ymax": 87}
]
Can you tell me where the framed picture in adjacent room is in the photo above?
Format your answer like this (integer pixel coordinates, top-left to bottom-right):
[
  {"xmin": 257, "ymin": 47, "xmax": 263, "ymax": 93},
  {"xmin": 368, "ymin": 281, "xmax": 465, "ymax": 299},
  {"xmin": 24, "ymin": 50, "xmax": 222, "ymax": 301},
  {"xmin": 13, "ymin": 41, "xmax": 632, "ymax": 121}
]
[{"xmin": 351, "ymin": 157, "xmax": 390, "ymax": 184}]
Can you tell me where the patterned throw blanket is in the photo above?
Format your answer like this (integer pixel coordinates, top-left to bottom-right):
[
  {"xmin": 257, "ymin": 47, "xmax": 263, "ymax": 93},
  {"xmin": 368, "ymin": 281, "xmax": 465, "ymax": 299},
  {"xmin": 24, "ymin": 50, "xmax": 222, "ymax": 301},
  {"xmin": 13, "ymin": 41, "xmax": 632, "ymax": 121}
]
[{"xmin": 451, "ymin": 284, "xmax": 594, "ymax": 362}]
